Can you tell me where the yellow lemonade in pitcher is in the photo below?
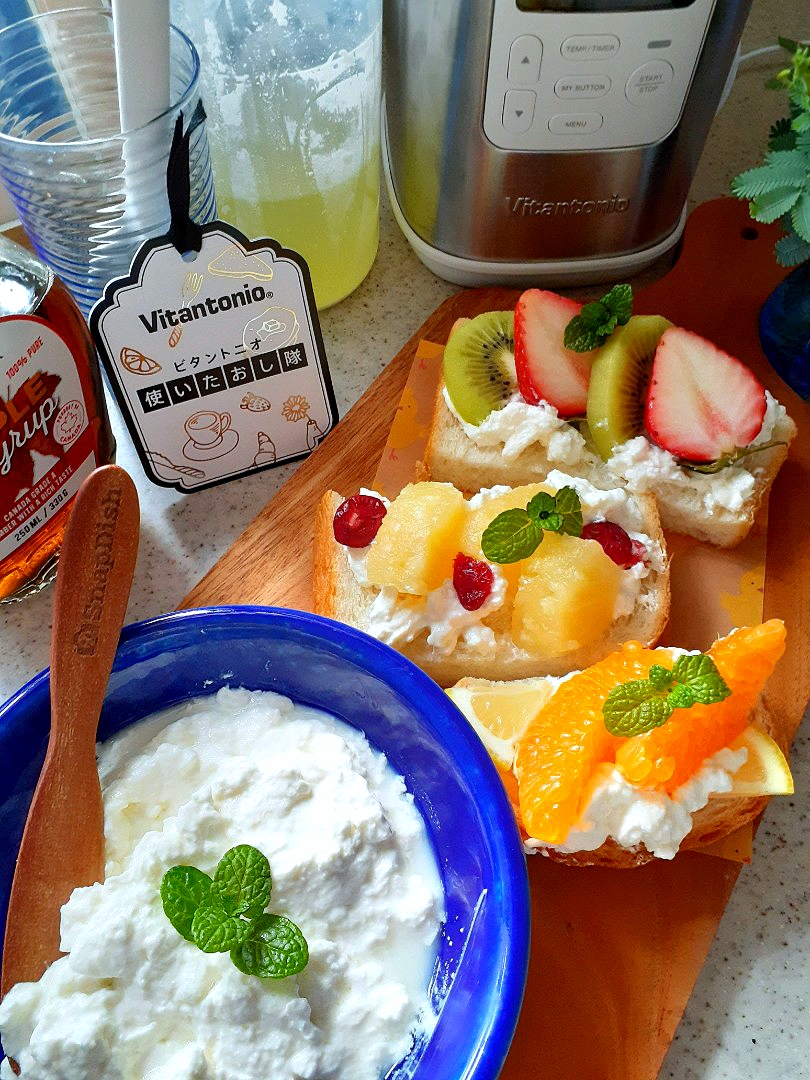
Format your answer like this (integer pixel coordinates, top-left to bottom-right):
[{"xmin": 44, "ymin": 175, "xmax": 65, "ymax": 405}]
[{"xmin": 222, "ymin": 146, "xmax": 380, "ymax": 310}]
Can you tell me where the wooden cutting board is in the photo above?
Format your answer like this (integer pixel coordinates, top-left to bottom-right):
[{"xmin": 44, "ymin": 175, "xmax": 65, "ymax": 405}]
[{"xmin": 183, "ymin": 199, "xmax": 810, "ymax": 1080}]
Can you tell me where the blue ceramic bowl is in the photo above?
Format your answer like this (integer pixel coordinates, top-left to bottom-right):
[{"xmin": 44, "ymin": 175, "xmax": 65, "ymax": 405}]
[{"xmin": 0, "ymin": 606, "xmax": 529, "ymax": 1079}]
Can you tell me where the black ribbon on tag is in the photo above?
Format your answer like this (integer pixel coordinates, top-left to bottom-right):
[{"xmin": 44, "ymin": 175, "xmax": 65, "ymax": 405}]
[{"xmin": 166, "ymin": 98, "xmax": 208, "ymax": 256}]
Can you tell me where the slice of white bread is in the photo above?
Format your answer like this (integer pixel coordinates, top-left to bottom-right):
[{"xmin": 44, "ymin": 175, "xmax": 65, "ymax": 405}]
[
  {"xmin": 312, "ymin": 484, "xmax": 671, "ymax": 687},
  {"xmin": 422, "ymin": 374, "xmax": 797, "ymax": 549},
  {"xmin": 450, "ymin": 674, "xmax": 783, "ymax": 868}
]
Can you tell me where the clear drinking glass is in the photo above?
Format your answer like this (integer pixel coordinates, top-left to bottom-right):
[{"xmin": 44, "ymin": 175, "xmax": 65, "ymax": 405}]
[
  {"xmin": 0, "ymin": 8, "xmax": 217, "ymax": 316},
  {"xmin": 171, "ymin": 0, "xmax": 382, "ymax": 310}
]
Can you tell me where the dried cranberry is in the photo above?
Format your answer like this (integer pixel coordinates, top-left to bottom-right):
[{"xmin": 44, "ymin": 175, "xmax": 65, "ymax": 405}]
[
  {"xmin": 332, "ymin": 494, "xmax": 387, "ymax": 547},
  {"xmin": 580, "ymin": 520, "xmax": 644, "ymax": 569},
  {"xmin": 453, "ymin": 553, "xmax": 494, "ymax": 611},
  {"xmin": 629, "ymin": 539, "xmax": 648, "ymax": 566}
]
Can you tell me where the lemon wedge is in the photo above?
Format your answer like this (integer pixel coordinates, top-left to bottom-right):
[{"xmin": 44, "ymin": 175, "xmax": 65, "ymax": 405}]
[
  {"xmin": 717, "ymin": 724, "xmax": 794, "ymax": 796},
  {"xmin": 446, "ymin": 677, "xmax": 557, "ymax": 770}
]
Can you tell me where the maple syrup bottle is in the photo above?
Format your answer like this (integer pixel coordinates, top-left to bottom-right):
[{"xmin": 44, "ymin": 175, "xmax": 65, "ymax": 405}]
[{"xmin": 0, "ymin": 236, "xmax": 115, "ymax": 602}]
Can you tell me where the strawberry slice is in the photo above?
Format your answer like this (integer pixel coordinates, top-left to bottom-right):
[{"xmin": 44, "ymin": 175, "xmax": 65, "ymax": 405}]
[
  {"xmin": 514, "ymin": 289, "xmax": 597, "ymax": 416},
  {"xmin": 645, "ymin": 328, "xmax": 767, "ymax": 462}
]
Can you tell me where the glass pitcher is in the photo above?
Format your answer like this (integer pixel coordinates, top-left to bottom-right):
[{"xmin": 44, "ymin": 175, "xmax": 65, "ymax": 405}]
[{"xmin": 171, "ymin": 0, "xmax": 382, "ymax": 310}]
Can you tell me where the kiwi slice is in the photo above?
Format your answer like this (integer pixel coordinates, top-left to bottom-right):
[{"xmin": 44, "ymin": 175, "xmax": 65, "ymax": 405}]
[
  {"xmin": 586, "ymin": 315, "xmax": 673, "ymax": 460},
  {"xmin": 443, "ymin": 311, "xmax": 516, "ymax": 425}
]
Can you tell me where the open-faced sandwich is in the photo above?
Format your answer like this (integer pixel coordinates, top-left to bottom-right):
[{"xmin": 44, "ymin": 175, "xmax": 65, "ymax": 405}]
[
  {"xmin": 312, "ymin": 475, "xmax": 670, "ymax": 686},
  {"xmin": 423, "ymin": 286, "xmax": 797, "ymax": 548},
  {"xmin": 447, "ymin": 620, "xmax": 792, "ymax": 867}
]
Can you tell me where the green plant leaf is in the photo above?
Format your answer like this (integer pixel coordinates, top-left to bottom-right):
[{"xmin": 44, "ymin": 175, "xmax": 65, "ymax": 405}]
[
  {"xmin": 778, "ymin": 36, "xmax": 801, "ymax": 55},
  {"xmin": 481, "ymin": 508, "xmax": 543, "ymax": 563},
  {"xmin": 768, "ymin": 116, "xmax": 796, "ymax": 151},
  {"xmin": 732, "ymin": 152, "xmax": 807, "ymax": 199},
  {"xmin": 751, "ymin": 186, "xmax": 803, "ymax": 223},
  {"xmin": 679, "ymin": 440, "xmax": 788, "ymax": 473},
  {"xmin": 190, "ymin": 903, "xmax": 253, "ymax": 953},
  {"xmin": 648, "ymin": 664, "xmax": 674, "ymax": 690},
  {"xmin": 160, "ymin": 866, "xmax": 213, "ymax": 942},
  {"xmin": 563, "ymin": 285, "xmax": 633, "ymax": 352},
  {"xmin": 775, "ymin": 232, "xmax": 810, "ymax": 265},
  {"xmin": 230, "ymin": 914, "xmax": 309, "ymax": 979},
  {"xmin": 602, "ymin": 681, "xmax": 673, "ymax": 737},
  {"xmin": 526, "ymin": 491, "xmax": 562, "ymax": 533},
  {"xmin": 670, "ymin": 654, "xmax": 731, "ymax": 705},
  {"xmin": 790, "ymin": 191, "xmax": 810, "ymax": 241},
  {"xmin": 602, "ymin": 283, "xmax": 633, "ymax": 324},
  {"xmin": 210, "ymin": 844, "xmax": 271, "ymax": 918},
  {"xmin": 553, "ymin": 486, "xmax": 583, "ymax": 537},
  {"xmin": 666, "ymin": 683, "xmax": 695, "ymax": 709}
]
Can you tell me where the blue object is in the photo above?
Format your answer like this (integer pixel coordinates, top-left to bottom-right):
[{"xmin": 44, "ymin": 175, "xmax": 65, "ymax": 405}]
[
  {"xmin": 0, "ymin": 607, "xmax": 530, "ymax": 1079},
  {"xmin": 759, "ymin": 261, "xmax": 810, "ymax": 400}
]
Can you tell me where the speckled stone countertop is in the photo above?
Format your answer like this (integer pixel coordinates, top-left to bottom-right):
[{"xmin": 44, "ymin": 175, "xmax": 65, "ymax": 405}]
[{"xmin": 1, "ymin": 1, "xmax": 808, "ymax": 1077}]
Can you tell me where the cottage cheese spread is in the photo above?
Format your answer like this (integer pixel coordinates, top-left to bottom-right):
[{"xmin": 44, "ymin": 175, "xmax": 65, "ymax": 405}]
[
  {"xmin": 447, "ymin": 387, "xmax": 795, "ymax": 523},
  {"xmin": 346, "ymin": 478, "xmax": 665, "ymax": 655},
  {"xmin": 607, "ymin": 392, "xmax": 795, "ymax": 520},
  {"xmin": 0, "ymin": 689, "xmax": 445, "ymax": 1080},
  {"xmin": 444, "ymin": 389, "xmax": 603, "ymax": 471},
  {"xmin": 524, "ymin": 747, "xmax": 748, "ymax": 860}
]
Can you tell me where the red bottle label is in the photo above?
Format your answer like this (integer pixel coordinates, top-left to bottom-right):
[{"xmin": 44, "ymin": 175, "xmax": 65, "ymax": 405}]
[{"xmin": 0, "ymin": 315, "xmax": 100, "ymax": 562}]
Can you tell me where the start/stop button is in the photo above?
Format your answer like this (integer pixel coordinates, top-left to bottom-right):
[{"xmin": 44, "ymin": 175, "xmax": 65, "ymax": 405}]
[{"xmin": 625, "ymin": 60, "xmax": 674, "ymax": 105}]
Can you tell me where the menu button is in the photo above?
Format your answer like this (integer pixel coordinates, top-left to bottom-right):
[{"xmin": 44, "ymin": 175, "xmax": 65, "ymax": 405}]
[{"xmin": 549, "ymin": 112, "xmax": 603, "ymax": 135}]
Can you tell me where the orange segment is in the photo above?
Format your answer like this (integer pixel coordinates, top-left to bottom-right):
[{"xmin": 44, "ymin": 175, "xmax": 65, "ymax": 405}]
[
  {"xmin": 614, "ymin": 621, "xmax": 786, "ymax": 794},
  {"xmin": 514, "ymin": 641, "xmax": 661, "ymax": 844}
]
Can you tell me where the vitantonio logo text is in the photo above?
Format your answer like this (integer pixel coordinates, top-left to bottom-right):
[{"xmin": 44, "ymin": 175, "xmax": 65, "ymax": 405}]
[
  {"xmin": 138, "ymin": 283, "xmax": 268, "ymax": 334},
  {"xmin": 505, "ymin": 195, "xmax": 630, "ymax": 217}
]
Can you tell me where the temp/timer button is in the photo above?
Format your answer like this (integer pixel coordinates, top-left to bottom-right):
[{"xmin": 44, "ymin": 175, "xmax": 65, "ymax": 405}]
[
  {"xmin": 625, "ymin": 60, "xmax": 674, "ymax": 104},
  {"xmin": 548, "ymin": 112, "xmax": 603, "ymax": 135},
  {"xmin": 560, "ymin": 35, "xmax": 620, "ymax": 61},
  {"xmin": 555, "ymin": 74, "xmax": 611, "ymax": 99}
]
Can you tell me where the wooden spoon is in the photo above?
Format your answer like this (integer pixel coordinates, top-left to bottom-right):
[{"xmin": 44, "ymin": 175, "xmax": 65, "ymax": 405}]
[{"xmin": 1, "ymin": 465, "xmax": 140, "ymax": 999}]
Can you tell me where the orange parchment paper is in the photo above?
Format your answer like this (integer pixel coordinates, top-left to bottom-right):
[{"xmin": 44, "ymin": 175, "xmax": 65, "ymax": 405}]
[{"xmin": 372, "ymin": 337, "xmax": 769, "ymax": 862}]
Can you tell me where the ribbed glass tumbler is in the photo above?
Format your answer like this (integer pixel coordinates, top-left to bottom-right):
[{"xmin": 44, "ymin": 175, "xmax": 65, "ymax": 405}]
[{"xmin": 0, "ymin": 8, "xmax": 216, "ymax": 315}]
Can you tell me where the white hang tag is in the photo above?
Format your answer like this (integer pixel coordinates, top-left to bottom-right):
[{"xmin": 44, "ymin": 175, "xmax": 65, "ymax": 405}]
[{"xmin": 90, "ymin": 223, "xmax": 337, "ymax": 492}]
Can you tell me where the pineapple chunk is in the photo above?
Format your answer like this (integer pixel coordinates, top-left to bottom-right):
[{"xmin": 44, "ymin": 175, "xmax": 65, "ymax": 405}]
[
  {"xmin": 459, "ymin": 484, "xmax": 552, "ymax": 592},
  {"xmin": 365, "ymin": 482, "xmax": 466, "ymax": 594},
  {"xmin": 512, "ymin": 533, "xmax": 623, "ymax": 657}
]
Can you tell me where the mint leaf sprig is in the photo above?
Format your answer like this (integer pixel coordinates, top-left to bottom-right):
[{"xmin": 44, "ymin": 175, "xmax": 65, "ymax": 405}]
[
  {"xmin": 161, "ymin": 845, "xmax": 308, "ymax": 979},
  {"xmin": 678, "ymin": 439, "xmax": 788, "ymax": 474},
  {"xmin": 563, "ymin": 284, "xmax": 633, "ymax": 352},
  {"xmin": 602, "ymin": 654, "xmax": 731, "ymax": 738},
  {"xmin": 481, "ymin": 486, "xmax": 582, "ymax": 564}
]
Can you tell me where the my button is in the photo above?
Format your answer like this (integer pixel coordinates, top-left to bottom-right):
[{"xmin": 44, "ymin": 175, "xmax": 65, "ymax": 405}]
[
  {"xmin": 560, "ymin": 35, "xmax": 619, "ymax": 61},
  {"xmin": 555, "ymin": 74, "xmax": 611, "ymax": 99},
  {"xmin": 625, "ymin": 60, "xmax": 674, "ymax": 104},
  {"xmin": 508, "ymin": 35, "xmax": 543, "ymax": 84},
  {"xmin": 503, "ymin": 90, "xmax": 536, "ymax": 134},
  {"xmin": 549, "ymin": 112, "xmax": 603, "ymax": 134}
]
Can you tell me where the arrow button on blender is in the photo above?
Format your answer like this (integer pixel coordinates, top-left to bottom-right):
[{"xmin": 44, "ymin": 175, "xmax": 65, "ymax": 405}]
[
  {"xmin": 507, "ymin": 35, "xmax": 543, "ymax": 84},
  {"xmin": 503, "ymin": 90, "xmax": 536, "ymax": 133}
]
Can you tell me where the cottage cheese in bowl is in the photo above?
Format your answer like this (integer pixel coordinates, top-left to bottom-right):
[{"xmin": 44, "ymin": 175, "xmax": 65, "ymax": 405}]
[{"xmin": 0, "ymin": 687, "xmax": 445, "ymax": 1080}]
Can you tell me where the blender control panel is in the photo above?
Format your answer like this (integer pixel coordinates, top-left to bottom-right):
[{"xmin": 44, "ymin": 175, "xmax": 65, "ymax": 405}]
[{"xmin": 483, "ymin": 0, "xmax": 718, "ymax": 152}]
